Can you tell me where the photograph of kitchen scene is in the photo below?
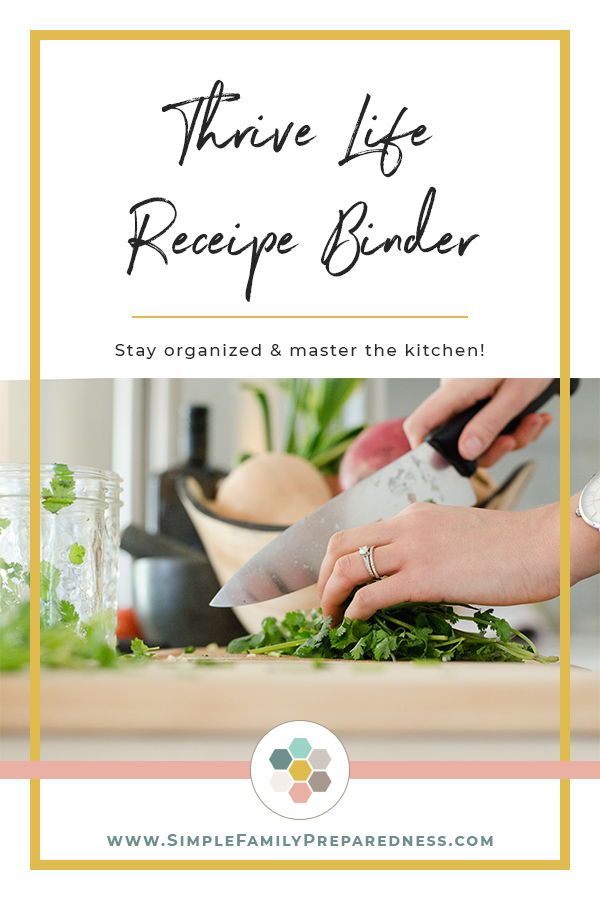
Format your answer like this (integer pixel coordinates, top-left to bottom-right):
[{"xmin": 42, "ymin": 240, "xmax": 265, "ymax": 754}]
[{"xmin": 1, "ymin": 378, "xmax": 598, "ymax": 762}]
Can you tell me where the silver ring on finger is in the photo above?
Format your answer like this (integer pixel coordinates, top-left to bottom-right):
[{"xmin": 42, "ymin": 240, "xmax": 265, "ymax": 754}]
[
  {"xmin": 358, "ymin": 545, "xmax": 383, "ymax": 581},
  {"xmin": 367, "ymin": 545, "xmax": 383, "ymax": 580}
]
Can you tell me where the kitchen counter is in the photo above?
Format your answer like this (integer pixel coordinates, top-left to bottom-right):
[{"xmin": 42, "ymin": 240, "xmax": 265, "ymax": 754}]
[{"xmin": 2, "ymin": 654, "xmax": 599, "ymax": 761}]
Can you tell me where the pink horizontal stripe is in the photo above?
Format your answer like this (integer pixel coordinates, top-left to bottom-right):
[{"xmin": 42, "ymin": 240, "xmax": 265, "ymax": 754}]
[{"xmin": 1, "ymin": 761, "xmax": 600, "ymax": 779}]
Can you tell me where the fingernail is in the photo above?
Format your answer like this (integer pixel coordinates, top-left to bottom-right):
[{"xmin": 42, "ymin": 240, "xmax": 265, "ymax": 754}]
[{"xmin": 461, "ymin": 435, "xmax": 483, "ymax": 459}]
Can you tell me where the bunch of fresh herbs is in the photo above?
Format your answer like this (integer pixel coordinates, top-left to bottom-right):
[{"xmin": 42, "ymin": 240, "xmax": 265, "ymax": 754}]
[{"xmin": 227, "ymin": 605, "xmax": 557, "ymax": 663}]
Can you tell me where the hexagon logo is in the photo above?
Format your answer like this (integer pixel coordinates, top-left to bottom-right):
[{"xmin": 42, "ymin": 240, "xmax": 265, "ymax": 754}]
[
  {"xmin": 289, "ymin": 737, "xmax": 312, "ymax": 759},
  {"xmin": 289, "ymin": 759, "xmax": 312, "ymax": 781},
  {"xmin": 269, "ymin": 749, "xmax": 292, "ymax": 770},
  {"xmin": 251, "ymin": 721, "xmax": 349, "ymax": 820},
  {"xmin": 270, "ymin": 771, "xmax": 292, "ymax": 793},
  {"xmin": 289, "ymin": 782, "xmax": 312, "ymax": 803},
  {"xmin": 309, "ymin": 749, "xmax": 331, "ymax": 769},
  {"xmin": 309, "ymin": 770, "xmax": 331, "ymax": 793}
]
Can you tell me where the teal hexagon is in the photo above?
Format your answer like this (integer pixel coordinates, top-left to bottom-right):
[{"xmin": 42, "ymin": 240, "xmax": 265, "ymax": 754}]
[
  {"xmin": 289, "ymin": 737, "xmax": 312, "ymax": 759},
  {"xmin": 270, "ymin": 748, "xmax": 292, "ymax": 770}
]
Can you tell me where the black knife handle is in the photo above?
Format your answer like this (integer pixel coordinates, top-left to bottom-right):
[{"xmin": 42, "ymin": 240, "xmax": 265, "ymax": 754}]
[{"xmin": 426, "ymin": 378, "xmax": 579, "ymax": 477}]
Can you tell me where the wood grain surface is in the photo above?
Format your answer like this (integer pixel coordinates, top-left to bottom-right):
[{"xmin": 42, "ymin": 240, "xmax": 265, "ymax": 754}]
[{"xmin": 2, "ymin": 654, "xmax": 598, "ymax": 736}]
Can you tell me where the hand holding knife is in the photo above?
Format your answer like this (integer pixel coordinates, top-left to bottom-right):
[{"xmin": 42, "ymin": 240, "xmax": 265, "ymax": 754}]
[{"xmin": 211, "ymin": 378, "xmax": 577, "ymax": 612}]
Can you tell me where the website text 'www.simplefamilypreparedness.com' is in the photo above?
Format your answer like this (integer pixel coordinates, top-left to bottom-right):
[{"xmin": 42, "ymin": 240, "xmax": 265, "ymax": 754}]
[{"xmin": 105, "ymin": 832, "xmax": 494, "ymax": 850}]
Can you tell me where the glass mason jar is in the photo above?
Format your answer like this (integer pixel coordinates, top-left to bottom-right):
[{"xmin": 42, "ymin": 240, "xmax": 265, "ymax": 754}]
[{"xmin": 0, "ymin": 464, "xmax": 122, "ymax": 645}]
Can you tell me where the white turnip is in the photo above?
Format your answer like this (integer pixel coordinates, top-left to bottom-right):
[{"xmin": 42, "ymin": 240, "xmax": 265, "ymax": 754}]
[{"xmin": 216, "ymin": 452, "xmax": 332, "ymax": 525}]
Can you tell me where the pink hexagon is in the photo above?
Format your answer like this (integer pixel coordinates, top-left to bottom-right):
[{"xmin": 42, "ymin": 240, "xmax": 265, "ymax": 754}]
[{"xmin": 289, "ymin": 782, "xmax": 312, "ymax": 803}]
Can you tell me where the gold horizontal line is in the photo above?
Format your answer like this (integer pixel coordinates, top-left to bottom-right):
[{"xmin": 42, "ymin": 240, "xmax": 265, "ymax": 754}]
[
  {"xmin": 132, "ymin": 315, "xmax": 469, "ymax": 320},
  {"xmin": 31, "ymin": 30, "xmax": 568, "ymax": 42}
]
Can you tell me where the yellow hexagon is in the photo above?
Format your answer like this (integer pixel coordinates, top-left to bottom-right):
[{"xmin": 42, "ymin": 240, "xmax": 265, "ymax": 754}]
[{"xmin": 289, "ymin": 759, "xmax": 312, "ymax": 781}]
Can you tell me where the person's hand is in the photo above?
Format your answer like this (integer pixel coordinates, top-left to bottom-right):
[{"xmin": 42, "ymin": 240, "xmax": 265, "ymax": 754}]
[
  {"xmin": 403, "ymin": 378, "xmax": 554, "ymax": 467},
  {"xmin": 318, "ymin": 502, "xmax": 560, "ymax": 623}
]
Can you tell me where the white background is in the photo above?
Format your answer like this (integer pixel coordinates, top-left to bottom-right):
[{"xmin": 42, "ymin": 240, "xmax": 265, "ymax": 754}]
[
  {"xmin": 39, "ymin": 778, "xmax": 559, "ymax": 860},
  {"xmin": 2, "ymin": 780, "xmax": 600, "ymax": 893},
  {"xmin": 2, "ymin": 0, "xmax": 599, "ymax": 381},
  {"xmin": 1, "ymin": 0, "xmax": 600, "ymax": 893},
  {"xmin": 37, "ymin": 36, "xmax": 559, "ymax": 379}
]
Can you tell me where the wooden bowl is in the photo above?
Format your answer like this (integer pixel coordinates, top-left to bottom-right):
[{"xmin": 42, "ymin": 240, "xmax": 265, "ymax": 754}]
[{"xmin": 177, "ymin": 478, "xmax": 319, "ymax": 633}]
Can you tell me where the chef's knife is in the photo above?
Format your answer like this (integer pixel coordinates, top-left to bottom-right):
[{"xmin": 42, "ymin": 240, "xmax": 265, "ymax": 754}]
[{"xmin": 210, "ymin": 378, "xmax": 573, "ymax": 608}]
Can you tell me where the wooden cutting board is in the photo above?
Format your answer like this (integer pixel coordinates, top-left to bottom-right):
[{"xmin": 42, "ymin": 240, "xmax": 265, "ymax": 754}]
[{"xmin": 2, "ymin": 653, "xmax": 598, "ymax": 736}]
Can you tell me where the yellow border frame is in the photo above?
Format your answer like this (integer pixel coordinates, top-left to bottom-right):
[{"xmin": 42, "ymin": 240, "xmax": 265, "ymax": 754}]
[{"xmin": 29, "ymin": 28, "xmax": 570, "ymax": 871}]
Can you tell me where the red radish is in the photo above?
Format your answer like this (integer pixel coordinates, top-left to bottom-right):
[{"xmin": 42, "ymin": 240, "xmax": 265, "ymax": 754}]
[
  {"xmin": 339, "ymin": 418, "xmax": 411, "ymax": 490},
  {"xmin": 116, "ymin": 607, "xmax": 144, "ymax": 641}
]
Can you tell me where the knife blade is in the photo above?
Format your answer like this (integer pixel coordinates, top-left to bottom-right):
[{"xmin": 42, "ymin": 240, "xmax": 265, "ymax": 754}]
[
  {"xmin": 210, "ymin": 378, "xmax": 571, "ymax": 609},
  {"xmin": 209, "ymin": 442, "xmax": 474, "ymax": 608}
]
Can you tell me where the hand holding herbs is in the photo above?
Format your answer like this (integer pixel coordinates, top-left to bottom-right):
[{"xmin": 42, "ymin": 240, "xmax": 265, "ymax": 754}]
[
  {"xmin": 227, "ymin": 605, "xmax": 557, "ymax": 663},
  {"xmin": 318, "ymin": 503, "xmax": 561, "ymax": 622}
]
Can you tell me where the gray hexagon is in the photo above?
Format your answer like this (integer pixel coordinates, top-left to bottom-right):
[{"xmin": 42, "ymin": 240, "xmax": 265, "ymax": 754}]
[
  {"xmin": 308, "ymin": 770, "xmax": 331, "ymax": 793},
  {"xmin": 309, "ymin": 748, "xmax": 331, "ymax": 770}
]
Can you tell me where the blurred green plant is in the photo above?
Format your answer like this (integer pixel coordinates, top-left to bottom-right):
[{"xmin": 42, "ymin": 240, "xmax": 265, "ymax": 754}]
[
  {"xmin": 0, "ymin": 601, "xmax": 160, "ymax": 671},
  {"xmin": 0, "ymin": 600, "xmax": 117, "ymax": 671},
  {"xmin": 242, "ymin": 379, "xmax": 365, "ymax": 474}
]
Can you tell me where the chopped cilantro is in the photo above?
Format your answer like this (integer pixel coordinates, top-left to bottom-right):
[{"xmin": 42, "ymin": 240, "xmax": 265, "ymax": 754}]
[
  {"xmin": 41, "ymin": 463, "xmax": 76, "ymax": 514},
  {"xmin": 0, "ymin": 601, "xmax": 118, "ymax": 671},
  {"xmin": 129, "ymin": 637, "xmax": 159, "ymax": 658},
  {"xmin": 58, "ymin": 599, "xmax": 79, "ymax": 624},
  {"xmin": 40, "ymin": 560, "xmax": 61, "ymax": 603},
  {"xmin": 68, "ymin": 543, "xmax": 86, "ymax": 565}
]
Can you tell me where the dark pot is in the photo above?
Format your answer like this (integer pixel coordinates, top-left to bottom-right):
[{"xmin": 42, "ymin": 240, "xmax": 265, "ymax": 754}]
[{"xmin": 132, "ymin": 557, "xmax": 242, "ymax": 648}]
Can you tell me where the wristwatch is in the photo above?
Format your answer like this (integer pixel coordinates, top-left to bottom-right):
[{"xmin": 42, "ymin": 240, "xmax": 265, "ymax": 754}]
[{"xmin": 575, "ymin": 472, "xmax": 600, "ymax": 531}]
